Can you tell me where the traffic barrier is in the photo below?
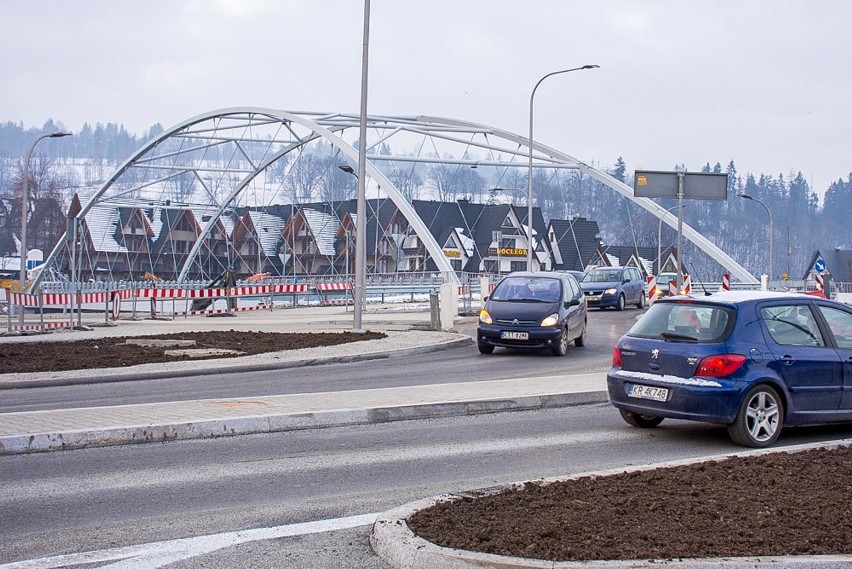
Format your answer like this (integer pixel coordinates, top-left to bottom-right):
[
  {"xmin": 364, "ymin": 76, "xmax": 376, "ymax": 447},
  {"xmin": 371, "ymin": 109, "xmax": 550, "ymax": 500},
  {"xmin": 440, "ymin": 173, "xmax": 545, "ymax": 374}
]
[
  {"xmin": 646, "ymin": 275, "xmax": 657, "ymax": 304},
  {"xmin": 682, "ymin": 274, "xmax": 692, "ymax": 295},
  {"xmin": 815, "ymin": 273, "xmax": 824, "ymax": 292},
  {"xmin": 315, "ymin": 282, "xmax": 353, "ymax": 306},
  {"xmin": 4, "ymin": 289, "xmax": 73, "ymax": 334},
  {"xmin": 669, "ymin": 280, "xmax": 678, "ymax": 297},
  {"xmin": 721, "ymin": 274, "xmax": 730, "ymax": 291}
]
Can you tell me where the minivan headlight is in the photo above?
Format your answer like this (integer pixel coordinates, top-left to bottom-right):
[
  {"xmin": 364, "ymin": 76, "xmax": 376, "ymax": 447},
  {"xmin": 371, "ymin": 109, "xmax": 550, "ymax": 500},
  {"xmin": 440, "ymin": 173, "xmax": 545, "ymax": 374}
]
[
  {"xmin": 479, "ymin": 309, "xmax": 492, "ymax": 324},
  {"xmin": 604, "ymin": 287, "xmax": 617, "ymax": 295},
  {"xmin": 540, "ymin": 313, "xmax": 559, "ymax": 327}
]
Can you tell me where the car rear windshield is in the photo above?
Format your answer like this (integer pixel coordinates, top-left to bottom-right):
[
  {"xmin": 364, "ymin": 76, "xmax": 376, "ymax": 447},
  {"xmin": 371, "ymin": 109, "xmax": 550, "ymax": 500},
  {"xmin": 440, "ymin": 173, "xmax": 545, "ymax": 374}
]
[{"xmin": 627, "ymin": 301, "xmax": 734, "ymax": 342}]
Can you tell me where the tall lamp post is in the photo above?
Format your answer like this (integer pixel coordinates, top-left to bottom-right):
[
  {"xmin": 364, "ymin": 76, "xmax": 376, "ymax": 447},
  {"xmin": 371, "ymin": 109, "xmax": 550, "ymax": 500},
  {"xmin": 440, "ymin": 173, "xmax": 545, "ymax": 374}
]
[
  {"xmin": 739, "ymin": 193, "xmax": 773, "ymax": 280},
  {"xmin": 350, "ymin": 0, "xmax": 371, "ymax": 333},
  {"xmin": 19, "ymin": 132, "xmax": 72, "ymax": 323},
  {"xmin": 527, "ymin": 64, "xmax": 599, "ymax": 271}
]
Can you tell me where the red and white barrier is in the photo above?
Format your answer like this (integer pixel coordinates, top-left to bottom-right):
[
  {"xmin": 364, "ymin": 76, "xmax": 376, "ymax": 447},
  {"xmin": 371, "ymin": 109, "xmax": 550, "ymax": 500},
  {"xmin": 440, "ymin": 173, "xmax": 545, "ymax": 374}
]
[
  {"xmin": 681, "ymin": 274, "xmax": 692, "ymax": 295},
  {"xmin": 669, "ymin": 280, "xmax": 678, "ymax": 297},
  {"xmin": 315, "ymin": 282, "xmax": 352, "ymax": 291},
  {"xmin": 5, "ymin": 289, "xmax": 75, "ymax": 333},
  {"xmin": 646, "ymin": 275, "xmax": 657, "ymax": 302},
  {"xmin": 721, "ymin": 274, "xmax": 730, "ymax": 291},
  {"xmin": 6, "ymin": 291, "xmax": 40, "ymax": 308}
]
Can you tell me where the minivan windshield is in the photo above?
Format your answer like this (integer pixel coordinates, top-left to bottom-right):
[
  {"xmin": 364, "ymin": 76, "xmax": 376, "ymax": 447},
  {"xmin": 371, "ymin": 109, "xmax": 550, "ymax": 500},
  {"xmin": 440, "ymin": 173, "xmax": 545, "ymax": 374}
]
[
  {"xmin": 582, "ymin": 269, "xmax": 622, "ymax": 283},
  {"xmin": 627, "ymin": 302, "xmax": 734, "ymax": 342},
  {"xmin": 490, "ymin": 276, "xmax": 562, "ymax": 302}
]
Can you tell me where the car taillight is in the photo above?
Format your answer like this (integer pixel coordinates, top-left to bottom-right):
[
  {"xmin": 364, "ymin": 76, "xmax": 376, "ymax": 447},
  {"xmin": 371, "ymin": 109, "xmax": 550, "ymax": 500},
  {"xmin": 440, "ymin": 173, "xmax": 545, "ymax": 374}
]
[
  {"xmin": 612, "ymin": 346, "xmax": 622, "ymax": 367},
  {"xmin": 695, "ymin": 354, "xmax": 746, "ymax": 377}
]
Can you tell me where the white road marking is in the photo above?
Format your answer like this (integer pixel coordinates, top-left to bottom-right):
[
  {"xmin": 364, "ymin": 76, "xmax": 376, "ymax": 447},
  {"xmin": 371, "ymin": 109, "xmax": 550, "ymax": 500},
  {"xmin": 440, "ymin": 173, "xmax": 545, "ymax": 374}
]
[{"xmin": 0, "ymin": 512, "xmax": 379, "ymax": 569}]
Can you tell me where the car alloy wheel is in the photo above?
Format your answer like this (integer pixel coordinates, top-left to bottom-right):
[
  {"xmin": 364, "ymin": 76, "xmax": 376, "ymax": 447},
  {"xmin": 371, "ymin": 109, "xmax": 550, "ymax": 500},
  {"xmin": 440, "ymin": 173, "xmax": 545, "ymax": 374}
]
[
  {"xmin": 551, "ymin": 327, "xmax": 569, "ymax": 356},
  {"xmin": 727, "ymin": 385, "xmax": 783, "ymax": 447}
]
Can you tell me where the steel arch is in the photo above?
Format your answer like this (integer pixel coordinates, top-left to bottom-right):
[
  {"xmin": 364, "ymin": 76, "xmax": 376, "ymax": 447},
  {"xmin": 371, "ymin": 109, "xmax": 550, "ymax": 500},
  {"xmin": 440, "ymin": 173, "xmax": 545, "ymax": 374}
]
[{"xmin": 36, "ymin": 108, "xmax": 757, "ymax": 290}]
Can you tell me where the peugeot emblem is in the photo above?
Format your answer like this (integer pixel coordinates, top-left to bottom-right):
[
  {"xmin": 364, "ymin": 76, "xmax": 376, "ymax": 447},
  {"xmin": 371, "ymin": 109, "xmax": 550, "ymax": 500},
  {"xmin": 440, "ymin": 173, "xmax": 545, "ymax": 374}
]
[{"xmin": 651, "ymin": 348, "xmax": 660, "ymax": 359}]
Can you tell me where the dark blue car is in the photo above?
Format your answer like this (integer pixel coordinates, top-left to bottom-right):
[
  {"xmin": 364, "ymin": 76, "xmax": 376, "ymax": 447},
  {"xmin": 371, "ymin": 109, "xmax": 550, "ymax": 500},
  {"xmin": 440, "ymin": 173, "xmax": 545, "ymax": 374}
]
[
  {"xmin": 580, "ymin": 266, "xmax": 646, "ymax": 311},
  {"xmin": 607, "ymin": 291, "xmax": 852, "ymax": 447},
  {"xmin": 478, "ymin": 271, "xmax": 587, "ymax": 356}
]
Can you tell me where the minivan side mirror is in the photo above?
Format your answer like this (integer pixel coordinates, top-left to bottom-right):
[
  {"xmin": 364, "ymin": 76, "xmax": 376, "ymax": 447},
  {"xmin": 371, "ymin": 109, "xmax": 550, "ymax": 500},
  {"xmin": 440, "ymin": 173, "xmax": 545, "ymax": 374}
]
[{"xmin": 566, "ymin": 298, "xmax": 580, "ymax": 307}]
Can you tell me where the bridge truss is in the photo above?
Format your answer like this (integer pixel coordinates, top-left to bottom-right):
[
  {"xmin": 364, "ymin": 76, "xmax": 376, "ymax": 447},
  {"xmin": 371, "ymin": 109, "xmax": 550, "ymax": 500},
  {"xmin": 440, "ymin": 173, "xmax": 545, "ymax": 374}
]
[{"xmin": 35, "ymin": 108, "xmax": 758, "ymax": 290}]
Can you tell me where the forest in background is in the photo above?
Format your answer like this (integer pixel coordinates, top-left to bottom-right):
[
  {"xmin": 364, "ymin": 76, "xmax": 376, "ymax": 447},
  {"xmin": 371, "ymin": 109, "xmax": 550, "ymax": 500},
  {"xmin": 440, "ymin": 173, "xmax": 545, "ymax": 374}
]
[{"xmin": 1, "ymin": 119, "xmax": 850, "ymax": 282}]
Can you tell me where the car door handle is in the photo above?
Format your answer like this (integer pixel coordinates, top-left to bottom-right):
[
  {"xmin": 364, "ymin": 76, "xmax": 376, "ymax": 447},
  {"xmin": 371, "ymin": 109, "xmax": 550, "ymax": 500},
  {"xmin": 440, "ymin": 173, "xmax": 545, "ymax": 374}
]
[{"xmin": 780, "ymin": 355, "xmax": 795, "ymax": 366}]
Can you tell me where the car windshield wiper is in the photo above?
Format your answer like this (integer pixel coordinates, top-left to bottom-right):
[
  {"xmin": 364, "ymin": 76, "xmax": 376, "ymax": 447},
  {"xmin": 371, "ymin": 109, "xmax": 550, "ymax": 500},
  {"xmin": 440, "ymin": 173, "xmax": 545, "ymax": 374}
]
[{"xmin": 660, "ymin": 332, "xmax": 699, "ymax": 342}]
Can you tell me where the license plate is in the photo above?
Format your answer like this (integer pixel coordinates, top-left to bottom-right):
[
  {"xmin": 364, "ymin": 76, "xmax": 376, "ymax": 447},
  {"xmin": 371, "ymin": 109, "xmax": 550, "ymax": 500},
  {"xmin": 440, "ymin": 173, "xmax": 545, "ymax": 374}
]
[
  {"xmin": 500, "ymin": 331, "xmax": 529, "ymax": 340},
  {"xmin": 628, "ymin": 384, "xmax": 669, "ymax": 402}
]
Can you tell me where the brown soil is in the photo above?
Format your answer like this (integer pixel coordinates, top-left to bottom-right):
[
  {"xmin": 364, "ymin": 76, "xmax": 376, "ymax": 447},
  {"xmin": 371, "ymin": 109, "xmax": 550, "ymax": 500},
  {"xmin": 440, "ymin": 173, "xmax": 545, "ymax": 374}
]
[
  {"xmin": 0, "ymin": 331, "xmax": 386, "ymax": 373},
  {"xmin": 409, "ymin": 445, "xmax": 852, "ymax": 561}
]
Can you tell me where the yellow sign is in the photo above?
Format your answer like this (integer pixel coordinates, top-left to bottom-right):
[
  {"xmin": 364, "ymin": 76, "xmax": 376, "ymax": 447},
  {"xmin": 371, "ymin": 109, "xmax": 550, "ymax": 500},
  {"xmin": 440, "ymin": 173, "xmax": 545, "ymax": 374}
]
[
  {"xmin": 497, "ymin": 248, "xmax": 527, "ymax": 257},
  {"xmin": 443, "ymin": 250, "xmax": 461, "ymax": 258},
  {"xmin": 636, "ymin": 174, "xmax": 648, "ymax": 186}
]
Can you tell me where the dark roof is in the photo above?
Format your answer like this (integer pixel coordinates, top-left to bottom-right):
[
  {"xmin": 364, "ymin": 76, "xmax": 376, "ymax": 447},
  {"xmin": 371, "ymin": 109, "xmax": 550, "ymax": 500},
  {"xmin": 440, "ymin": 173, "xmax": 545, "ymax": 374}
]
[
  {"xmin": 549, "ymin": 217, "xmax": 600, "ymax": 272},
  {"xmin": 804, "ymin": 248, "xmax": 852, "ymax": 282}
]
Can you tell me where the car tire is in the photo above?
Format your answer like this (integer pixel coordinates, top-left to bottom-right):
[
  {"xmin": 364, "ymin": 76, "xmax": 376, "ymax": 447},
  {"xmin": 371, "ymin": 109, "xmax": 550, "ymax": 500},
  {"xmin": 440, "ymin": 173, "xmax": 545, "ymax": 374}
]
[
  {"xmin": 574, "ymin": 321, "xmax": 586, "ymax": 347},
  {"xmin": 636, "ymin": 293, "xmax": 645, "ymax": 309},
  {"xmin": 478, "ymin": 343, "xmax": 494, "ymax": 355},
  {"xmin": 551, "ymin": 327, "xmax": 570, "ymax": 356},
  {"xmin": 727, "ymin": 384, "xmax": 784, "ymax": 448},
  {"xmin": 619, "ymin": 409, "xmax": 664, "ymax": 428},
  {"xmin": 616, "ymin": 294, "xmax": 626, "ymax": 311}
]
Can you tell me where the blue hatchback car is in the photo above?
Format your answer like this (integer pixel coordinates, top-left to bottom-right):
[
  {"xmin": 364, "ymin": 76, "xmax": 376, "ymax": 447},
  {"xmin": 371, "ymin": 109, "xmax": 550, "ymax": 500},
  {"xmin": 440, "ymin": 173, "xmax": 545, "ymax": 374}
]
[{"xmin": 607, "ymin": 291, "xmax": 852, "ymax": 447}]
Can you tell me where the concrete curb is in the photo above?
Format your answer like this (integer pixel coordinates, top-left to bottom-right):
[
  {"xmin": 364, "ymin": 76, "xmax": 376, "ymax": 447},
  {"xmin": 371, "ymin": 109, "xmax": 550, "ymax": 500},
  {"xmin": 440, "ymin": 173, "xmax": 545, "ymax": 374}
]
[
  {"xmin": 0, "ymin": 334, "xmax": 475, "ymax": 390},
  {"xmin": 370, "ymin": 440, "xmax": 852, "ymax": 569},
  {"xmin": 0, "ymin": 389, "xmax": 609, "ymax": 455}
]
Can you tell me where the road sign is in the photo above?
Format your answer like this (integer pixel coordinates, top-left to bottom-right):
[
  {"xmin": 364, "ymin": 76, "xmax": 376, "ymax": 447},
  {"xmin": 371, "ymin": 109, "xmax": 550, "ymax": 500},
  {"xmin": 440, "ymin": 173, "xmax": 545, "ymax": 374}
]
[
  {"xmin": 814, "ymin": 259, "xmax": 826, "ymax": 274},
  {"xmin": 633, "ymin": 171, "xmax": 728, "ymax": 200}
]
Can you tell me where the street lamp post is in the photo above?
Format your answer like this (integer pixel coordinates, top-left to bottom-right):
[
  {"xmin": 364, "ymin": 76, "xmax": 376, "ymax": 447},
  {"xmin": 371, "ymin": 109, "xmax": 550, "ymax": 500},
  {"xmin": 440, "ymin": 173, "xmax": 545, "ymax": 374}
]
[
  {"xmin": 527, "ymin": 64, "xmax": 599, "ymax": 271},
  {"xmin": 351, "ymin": 0, "xmax": 371, "ymax": 333},
  {"xmin": 739, "ymin": 193, "xmax": 773, "ymax": 280},
  {"xmin": 18, "ymin": 132, "xmax": 72, "ymax": 324}
]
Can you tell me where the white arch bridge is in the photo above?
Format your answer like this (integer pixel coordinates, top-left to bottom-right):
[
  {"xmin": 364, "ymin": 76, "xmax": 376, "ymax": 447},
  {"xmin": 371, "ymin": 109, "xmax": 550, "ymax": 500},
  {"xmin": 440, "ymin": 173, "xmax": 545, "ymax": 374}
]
[{"xmin": 36, "ymin": 108, "xmax": 758, "ymax": 290}]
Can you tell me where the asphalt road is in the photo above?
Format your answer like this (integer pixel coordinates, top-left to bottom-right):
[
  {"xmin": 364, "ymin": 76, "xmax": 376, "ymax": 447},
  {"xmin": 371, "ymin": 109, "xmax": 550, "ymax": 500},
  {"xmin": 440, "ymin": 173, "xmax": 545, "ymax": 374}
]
[
  {"xmin": 3, "ymin": 402, "xmax": 851, "ymax": 567},
  {"xmin": 5, "ymin": 306, "xmax": 850, "ymax": 567},
  {"xmin": 3, "ymin": 308, "xmax": 636, "ymax": 412}
]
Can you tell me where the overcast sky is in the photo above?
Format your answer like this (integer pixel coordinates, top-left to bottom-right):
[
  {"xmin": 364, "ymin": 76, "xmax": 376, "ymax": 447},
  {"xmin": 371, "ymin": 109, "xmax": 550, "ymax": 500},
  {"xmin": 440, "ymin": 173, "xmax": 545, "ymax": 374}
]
[{"xmin": 3, "ymin": 1, "xmax": 850, "ymax": 196}]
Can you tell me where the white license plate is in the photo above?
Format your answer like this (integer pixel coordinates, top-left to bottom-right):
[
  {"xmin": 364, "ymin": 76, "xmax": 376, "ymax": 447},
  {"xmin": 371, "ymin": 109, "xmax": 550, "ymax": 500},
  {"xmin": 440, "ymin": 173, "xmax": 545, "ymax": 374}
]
[
  {"xmin": 501, "ymin": 331, "xmax": 529, "ymax": 340},
  {"xmin": 628, "ymin": 384, "xmax": 669, "ymax": 402}
]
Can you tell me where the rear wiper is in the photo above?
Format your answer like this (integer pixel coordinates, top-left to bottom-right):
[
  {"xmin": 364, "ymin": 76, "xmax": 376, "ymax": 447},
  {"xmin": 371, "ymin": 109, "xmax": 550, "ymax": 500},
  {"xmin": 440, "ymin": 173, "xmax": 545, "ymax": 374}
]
[{"xmin": 660, "ymin": 332, "xmax": 698, "ymax": 342}]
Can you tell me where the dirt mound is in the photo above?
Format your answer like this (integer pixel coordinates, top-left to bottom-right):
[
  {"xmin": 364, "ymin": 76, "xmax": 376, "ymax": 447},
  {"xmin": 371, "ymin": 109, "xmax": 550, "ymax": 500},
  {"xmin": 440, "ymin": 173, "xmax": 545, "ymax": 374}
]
[
  {"xmin": 0, "ymin": 331, "xmax": 386, "ymax": 373},
  {"xmin": 409, "ymin": 445, "xmax": 852, "ymax": 561}
]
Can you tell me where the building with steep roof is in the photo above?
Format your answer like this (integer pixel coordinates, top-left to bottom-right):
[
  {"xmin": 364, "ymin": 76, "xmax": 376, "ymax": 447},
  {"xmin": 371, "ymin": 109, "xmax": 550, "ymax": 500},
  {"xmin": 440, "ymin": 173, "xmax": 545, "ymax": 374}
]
[{"xmin": 548, "ymin": 217, "xmax": 601, "ymax": 272}]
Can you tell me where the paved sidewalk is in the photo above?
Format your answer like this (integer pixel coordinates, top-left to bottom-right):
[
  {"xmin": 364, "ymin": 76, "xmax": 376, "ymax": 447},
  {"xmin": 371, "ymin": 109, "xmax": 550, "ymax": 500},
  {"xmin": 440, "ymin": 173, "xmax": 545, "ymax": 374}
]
[
  {"xmin": 0, "ymin": 373, "xmax": 607, "ymax": 455},
  {"xmin": 0, "ymin": 304, "xmax": 610, "ymax": 455}
]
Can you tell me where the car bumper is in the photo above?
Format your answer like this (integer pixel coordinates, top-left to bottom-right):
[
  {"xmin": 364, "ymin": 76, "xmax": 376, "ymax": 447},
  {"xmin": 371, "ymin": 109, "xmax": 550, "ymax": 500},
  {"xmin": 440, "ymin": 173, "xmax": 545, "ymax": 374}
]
[
  {"xmin": 585, "ymin": 293, "xmax": 619, "ymax": 308},
  {"xmin": 477, "ymin": 324, "xmax": 563, "ymax": 350},
  {"xmin": 607, "ymin": 368, "xmax": 743, "ymax": 424}
]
